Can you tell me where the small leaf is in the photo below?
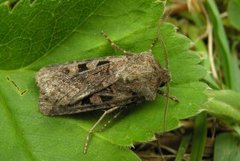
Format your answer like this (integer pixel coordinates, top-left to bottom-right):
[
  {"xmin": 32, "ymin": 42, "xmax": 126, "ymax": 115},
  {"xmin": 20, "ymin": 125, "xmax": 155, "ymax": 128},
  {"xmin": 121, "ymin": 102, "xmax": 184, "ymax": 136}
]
[{"xmin": 203, "ymin": 90, "xmax": 240, "ymax": 124}]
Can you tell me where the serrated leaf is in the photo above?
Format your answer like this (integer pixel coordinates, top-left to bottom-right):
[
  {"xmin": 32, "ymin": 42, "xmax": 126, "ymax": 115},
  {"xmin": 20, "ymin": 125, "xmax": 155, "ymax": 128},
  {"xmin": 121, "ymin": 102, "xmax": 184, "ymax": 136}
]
[{"xmin": 0, "ymin": 0, "xmax": 207, "ymax": 161}]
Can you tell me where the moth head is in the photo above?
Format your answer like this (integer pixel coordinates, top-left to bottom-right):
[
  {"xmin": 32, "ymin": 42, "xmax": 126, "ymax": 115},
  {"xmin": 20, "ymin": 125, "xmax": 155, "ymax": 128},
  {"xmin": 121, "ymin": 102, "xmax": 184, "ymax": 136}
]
[{"xmin": 158, "ymin": 68, "xmax": 170, "ymax": 88}]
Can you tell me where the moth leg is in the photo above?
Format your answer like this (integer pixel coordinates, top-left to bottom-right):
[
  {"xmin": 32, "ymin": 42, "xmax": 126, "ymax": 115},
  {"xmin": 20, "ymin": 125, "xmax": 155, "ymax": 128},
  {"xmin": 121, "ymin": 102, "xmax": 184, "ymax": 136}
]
[
  {"xmin": 98, "ymin": 109, "xmax": 123, "ymax": 132},
  {"xmin": 157, "ymin": 90, "xmax": 179, "ymax": 103},
  {"xmin": 83, "ymin": 106, "xmax": 121, "ymax": 154},
  {"xmin": 101, "ymin": 31, "xmax": 134, "ymax": 55}
]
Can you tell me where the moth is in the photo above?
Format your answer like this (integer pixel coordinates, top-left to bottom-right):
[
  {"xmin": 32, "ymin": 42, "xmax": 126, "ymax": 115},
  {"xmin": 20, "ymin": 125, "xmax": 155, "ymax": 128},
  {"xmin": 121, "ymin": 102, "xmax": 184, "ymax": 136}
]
[{"xmin": 35, "ymin": 32, "xmax": 171, "ymax": 153}]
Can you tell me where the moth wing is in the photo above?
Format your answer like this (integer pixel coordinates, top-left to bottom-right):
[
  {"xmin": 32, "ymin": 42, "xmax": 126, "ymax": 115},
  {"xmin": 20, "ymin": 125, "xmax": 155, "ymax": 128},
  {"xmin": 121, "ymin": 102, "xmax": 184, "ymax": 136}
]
[
  {"xmin": 36, "ymin": 58, "xmax": 124, "ymax": 115},
  {"xmin": 42, "ymin": 86, "xmax": 141, "ymax": 115}
]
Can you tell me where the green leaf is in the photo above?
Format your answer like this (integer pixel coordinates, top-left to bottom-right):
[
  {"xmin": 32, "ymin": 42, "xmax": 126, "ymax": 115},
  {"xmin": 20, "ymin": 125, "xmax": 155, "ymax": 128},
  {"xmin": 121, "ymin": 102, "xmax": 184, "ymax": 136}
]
[
  {"xmin": 0, "ymin": 0, "xmax": 207, "ymax": 160},
  {"xmin": 203, "ymin": 90, "xmax": 240, "ymax": 124},
  {"xmin": 228, "ymin": 0, "xmax": 240, "ymax": 30},
  {"xmin": 214, "ymin": 133, "xmax": 240, "ymax": 161}
]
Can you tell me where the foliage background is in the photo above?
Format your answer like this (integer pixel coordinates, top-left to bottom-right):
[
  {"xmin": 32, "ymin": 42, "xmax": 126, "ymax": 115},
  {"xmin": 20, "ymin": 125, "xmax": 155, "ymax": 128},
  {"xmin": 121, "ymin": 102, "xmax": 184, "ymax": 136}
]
[{"xmin": 0, "ymin": 0, "xmax": 210, "ymax": 160}]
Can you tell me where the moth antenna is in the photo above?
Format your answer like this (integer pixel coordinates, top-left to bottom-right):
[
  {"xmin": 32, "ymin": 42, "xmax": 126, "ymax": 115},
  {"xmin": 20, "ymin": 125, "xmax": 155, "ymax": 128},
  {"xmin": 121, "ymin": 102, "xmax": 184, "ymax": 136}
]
[
  {"xmin": 101, "ymin": 31, "xmax": 134, "ymax": 55},
  {"xmin": 156, "ymin": 9, "xmax": 171, "ymax": 132},
  {"xmin": 156, "ymin": 12, "xmax": 169, "ymax": 70},
  {"xmin": 162, "ymin": 84, "xmax": 169, "ymax": 131},
  {"xmin": 148, "ymin": 37, "xmax": 159, "ymax": 53},
  {"xmin": 157, "ymin": 25, "xmax": 169, "ymax": 132}
]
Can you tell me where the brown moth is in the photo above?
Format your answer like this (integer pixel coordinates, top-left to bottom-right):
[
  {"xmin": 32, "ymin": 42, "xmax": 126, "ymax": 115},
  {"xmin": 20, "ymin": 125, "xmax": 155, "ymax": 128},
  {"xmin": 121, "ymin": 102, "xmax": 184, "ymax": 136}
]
[{"xmin": 35, "ymin": 32, "xmax": 170, "ymax": 153}]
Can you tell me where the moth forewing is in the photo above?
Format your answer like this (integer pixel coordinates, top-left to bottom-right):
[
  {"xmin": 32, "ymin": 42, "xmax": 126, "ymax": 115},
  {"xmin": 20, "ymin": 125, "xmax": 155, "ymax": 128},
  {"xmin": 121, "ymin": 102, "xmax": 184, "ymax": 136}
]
[{"xmin": 35, "ymin": 32, "xmax": 171, "ymax": 153}]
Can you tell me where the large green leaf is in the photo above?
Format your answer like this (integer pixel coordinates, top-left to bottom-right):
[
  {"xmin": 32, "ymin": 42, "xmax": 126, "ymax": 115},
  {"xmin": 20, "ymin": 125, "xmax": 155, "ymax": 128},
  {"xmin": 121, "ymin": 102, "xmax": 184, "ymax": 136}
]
[{"xmin": 0, "ymin": 0, "xmax": 207, "ymax": 160}]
